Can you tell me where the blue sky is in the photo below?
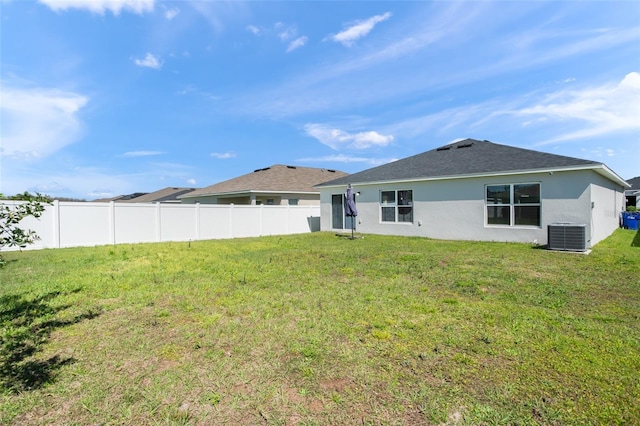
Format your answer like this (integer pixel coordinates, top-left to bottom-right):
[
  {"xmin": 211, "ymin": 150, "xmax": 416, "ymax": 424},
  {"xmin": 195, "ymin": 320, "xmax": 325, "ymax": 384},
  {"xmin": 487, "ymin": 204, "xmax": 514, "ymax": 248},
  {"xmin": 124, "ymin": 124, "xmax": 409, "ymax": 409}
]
[{"xmin": 1, "ymin": 0, "xmax": 639, "ymax": 200}]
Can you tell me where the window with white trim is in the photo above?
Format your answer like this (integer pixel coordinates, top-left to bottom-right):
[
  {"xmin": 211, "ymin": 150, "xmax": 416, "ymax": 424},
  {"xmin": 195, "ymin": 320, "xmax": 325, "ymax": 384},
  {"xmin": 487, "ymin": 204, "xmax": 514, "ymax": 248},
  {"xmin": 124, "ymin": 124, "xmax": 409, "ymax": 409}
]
[
  {"xmin": 381, "ymin": 190, "xmax": 413, "ymax": 223},
  {"xmin": 486, "ymin": 183, "xmax": 540, "ymax": 226}
]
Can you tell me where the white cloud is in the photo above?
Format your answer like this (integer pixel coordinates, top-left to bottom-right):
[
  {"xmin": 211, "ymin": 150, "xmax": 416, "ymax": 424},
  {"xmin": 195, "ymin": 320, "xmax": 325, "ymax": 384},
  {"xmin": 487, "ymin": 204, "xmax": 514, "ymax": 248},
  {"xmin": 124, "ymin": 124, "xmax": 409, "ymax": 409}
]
[
  {"xmin": 176, "ymin": 85, "xmax": 196, "ymax": 96},
  {"xmin": 246, "ymin": 22, "xmax": 306, "ymax": 52},
  {"xmin": 88, "ymin": 190, "xmax": 115, "ymax": 199},
  {"xmin": 287, "ymin": 36, "xmax": 308, "ymax": 53},
  {"xmin": 165, "ymin": 6, "xmax": 179, "ymax": 20},
  {"xmin": 175, "ymin": 85, "xmax": 221, "ymax": 101},
  {"xmin": 31, "ymin": 182, "xmax": 70, "ymax": 195},
  {"xmin": 304, "ymin": 123, "xmax": 394, "ymax": 150},
  {"xmin": 278, "ymin": 27, "xmax": 296, "ymax": 41},
  {"xmin": 210, "ymin": 152, "xmax": 236, "ymax": 159},
  {"xmin": 134, "ymin": 53, "xmax": 162, "ymax": 69},
  {"xmin": 516, "ymin": 72, "xmax": 640, "ymax": 144},
  {"xmin": 38, "ymin": 0, "xmax": 154, "ymax": 15},
  {"xmin": 0, "ymin": 85, "xmax": 88, "ymax": 159},
  {"xmin": 588, "ymin": 146, "xmax": 616, "ymax": 158},
  {"xmin": 1, "ymin": 158, "xmax": 197, "ymax": 200},
  {"xmin": 187, "ymin": 178, "xmax": 197, "ymax": 185},
  {"xmin": 190, "ymin": 1, "xmax": 249, "ymax": 33},
  {"xmin": 123, "ymin": 151, "xmax": 164, "ymax": 157},
  {"xmin": 328, "ymin": 12, "xmax": 392, "ymax": 47}
]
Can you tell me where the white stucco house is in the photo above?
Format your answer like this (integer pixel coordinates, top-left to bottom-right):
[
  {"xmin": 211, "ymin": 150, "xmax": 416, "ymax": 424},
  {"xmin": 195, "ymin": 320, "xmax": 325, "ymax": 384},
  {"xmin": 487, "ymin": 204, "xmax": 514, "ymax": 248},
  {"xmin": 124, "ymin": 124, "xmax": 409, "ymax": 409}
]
[{"xmin": 316, "ymin": 139, "xmax": 629, "ymax": 250}]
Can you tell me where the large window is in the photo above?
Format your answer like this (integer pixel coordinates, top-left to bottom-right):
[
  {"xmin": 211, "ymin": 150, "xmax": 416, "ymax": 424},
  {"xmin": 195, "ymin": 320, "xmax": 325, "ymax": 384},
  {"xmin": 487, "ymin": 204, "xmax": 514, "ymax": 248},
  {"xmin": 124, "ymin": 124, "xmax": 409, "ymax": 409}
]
[
  {"xmin": 381, "ymin": 190, "xmax": 413, "ymax": 223},
  {"xmin": 486, "ymin": 183, "xmax": 540, "ymax": 226}
]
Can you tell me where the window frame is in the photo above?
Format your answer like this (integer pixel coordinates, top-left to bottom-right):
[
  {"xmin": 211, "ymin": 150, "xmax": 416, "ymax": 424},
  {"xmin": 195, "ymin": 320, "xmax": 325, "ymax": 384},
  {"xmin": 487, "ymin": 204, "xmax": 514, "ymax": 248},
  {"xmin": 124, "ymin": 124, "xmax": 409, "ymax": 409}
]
[
  {"xmin": 485, "ymin": 182, "xmax": 541, "ymax": 227},
  {"xmin": 380, "ymin": 189, "xmax": 413, "ymax": 223}
]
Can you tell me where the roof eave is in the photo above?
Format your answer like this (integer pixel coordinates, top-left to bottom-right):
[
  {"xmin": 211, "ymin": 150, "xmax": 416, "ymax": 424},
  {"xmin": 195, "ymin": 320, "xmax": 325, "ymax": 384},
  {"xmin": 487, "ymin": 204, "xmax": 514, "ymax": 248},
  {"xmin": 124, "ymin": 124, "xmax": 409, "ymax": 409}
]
[
  {"xmin": 179, "ymin": 189, "xmax": 320, "ymax": 198},
  {"xmin": 592, "ymin": 164, "xmax": 631, "ymax": 188}
]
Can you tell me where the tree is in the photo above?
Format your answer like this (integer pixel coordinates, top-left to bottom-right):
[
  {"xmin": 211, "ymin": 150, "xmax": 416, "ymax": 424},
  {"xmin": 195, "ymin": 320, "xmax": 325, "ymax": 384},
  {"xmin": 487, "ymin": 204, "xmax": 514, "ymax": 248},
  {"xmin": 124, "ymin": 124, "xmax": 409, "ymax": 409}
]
[{"xmin": 0, "ymin": 192, "xmax": 52, "ymax": 267}]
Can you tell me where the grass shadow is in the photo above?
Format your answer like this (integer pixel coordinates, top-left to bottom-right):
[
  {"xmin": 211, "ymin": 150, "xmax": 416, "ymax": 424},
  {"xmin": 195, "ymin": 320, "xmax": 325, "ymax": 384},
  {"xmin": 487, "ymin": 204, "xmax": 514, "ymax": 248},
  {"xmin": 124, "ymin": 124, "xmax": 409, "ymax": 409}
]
[
  {"xmin": 0, "ymin": 290, "xmax": 101, "ymax": 393},
  {"xmin": 335, "ymin": 233, "xmax": 363, "ymax": 240},
  {"xmin": 632, "ymin": 229, "xmax": 640, "ymax": 248}
]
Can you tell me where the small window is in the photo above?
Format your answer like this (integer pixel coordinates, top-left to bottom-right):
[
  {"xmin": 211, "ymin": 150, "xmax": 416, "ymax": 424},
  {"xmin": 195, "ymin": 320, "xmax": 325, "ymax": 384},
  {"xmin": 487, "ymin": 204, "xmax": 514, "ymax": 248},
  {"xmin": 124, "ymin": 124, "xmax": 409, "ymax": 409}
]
[
  {"xmin": 486, "ymin": 183, "xmax": 540, "ymax": 227},
  {"xmin": 267, "ymin": 199, "xmax": 275, "ymax": 205},
  {"xmin": 380, "ymin": 190, "xmax": 413, "ymax": 223},
  {"xmin": 288, "ymin": 199, "xmax": 299, "ymax": 206}
]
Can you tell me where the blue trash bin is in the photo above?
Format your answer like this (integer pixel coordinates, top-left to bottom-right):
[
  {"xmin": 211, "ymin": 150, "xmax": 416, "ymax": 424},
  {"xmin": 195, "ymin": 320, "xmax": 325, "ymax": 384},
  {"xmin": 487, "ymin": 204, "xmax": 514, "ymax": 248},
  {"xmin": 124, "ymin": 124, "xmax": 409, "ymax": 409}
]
[{"xmin": 623, "ymin": 212, "xmax": 639, "ymax": 230}]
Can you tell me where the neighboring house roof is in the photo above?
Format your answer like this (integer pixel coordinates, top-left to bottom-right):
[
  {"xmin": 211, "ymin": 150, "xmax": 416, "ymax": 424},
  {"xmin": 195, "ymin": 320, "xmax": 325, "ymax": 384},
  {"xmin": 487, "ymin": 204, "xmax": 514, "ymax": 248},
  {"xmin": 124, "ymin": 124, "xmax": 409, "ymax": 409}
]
[
  {"xmin": 92, "ymin": 195, "xmax": 126, "ymax": 202},
  {"xmin": 316, "ymin": 138, "xmax": 628, "ymax": 188},
  {"xmin": 626, "ymin": 176, "xmax": 640, "ymax": 188},
  {"xmin": 92, "ymin": 193, "xmax": 147, "ymax": 202},
  {"xmin": 180, "ymin": 165, "xmax": 348, "ymax": 199},
  {"xmin": 626, "ymin": 176, "xmax": 640, "ymax": 195},
  {"xmin": 119, "ymin": 187, "xmax": 197, "ymax": 203}
]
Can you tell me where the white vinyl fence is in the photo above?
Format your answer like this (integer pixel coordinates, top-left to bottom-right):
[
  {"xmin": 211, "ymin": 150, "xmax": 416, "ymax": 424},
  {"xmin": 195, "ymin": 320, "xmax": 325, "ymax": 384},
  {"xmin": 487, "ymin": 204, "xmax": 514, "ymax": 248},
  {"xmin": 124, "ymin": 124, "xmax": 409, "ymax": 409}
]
[{"xmin": 2, "ymin": 201, "xmax": 321, "ymax": 251}]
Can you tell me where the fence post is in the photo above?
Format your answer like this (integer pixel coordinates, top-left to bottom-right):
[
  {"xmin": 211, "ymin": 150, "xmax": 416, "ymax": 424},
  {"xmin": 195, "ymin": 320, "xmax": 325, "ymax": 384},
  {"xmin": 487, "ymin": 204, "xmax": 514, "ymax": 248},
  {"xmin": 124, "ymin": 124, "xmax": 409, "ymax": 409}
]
[
  {"xmin": 156, "ymin": 202, "xmax": 161, "ymax": 242},
  {"xmin": 229, "ymin": 204, "xmax": 234, "ymax": 238},
  {"xmin": 195, "ymin": 202, "xmax": 200, "ymax": 241},
  {"xmin": 109, "ymin": 201, "xmax": 116, "ymax": 245},
  {"xmin": 259, "ymin": 204, "xmax": 264, "ymax": 236},
  {"xmin": 52, "ymin": 200, "xmax": 61, "ymax": 248}
]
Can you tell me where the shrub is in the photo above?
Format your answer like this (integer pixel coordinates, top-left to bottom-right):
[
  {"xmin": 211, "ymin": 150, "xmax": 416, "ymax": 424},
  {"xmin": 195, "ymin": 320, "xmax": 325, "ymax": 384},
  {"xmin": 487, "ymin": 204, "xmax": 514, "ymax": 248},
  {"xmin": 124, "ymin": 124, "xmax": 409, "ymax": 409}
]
[{"xmin": 0, "ymin": 192, "xmax": 51, "ymax": 267}]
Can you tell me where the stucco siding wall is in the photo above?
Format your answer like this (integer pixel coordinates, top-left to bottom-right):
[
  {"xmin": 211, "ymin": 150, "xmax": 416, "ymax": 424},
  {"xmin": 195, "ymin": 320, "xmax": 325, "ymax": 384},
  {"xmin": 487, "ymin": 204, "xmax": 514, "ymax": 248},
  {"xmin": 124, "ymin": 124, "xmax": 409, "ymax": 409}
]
[
  {"xmin": 182, "ymin": 194, "xmax": 319, "ymax": 205},
  {"xmin": 295, "ymin": 194, "xmax": 321, "ymax": 206},
  {"xmin": 589, "ymin": 172, "xmax": 625, "ymax": 246},
  {"xmin": 180, "ymin": 195, "xmax": 216, "ymax": 204},
  {"xmin": 319, "ymin": 190, "xmax": 334, "ymax": 230},
  {"xmin": 320, "ymin": 169, "xmax": 621, "ymax": 247}
]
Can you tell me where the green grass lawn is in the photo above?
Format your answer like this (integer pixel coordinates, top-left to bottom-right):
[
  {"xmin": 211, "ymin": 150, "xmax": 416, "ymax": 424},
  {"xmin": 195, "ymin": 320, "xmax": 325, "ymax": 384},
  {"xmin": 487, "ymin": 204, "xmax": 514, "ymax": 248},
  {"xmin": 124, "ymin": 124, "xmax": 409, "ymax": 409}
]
[{"xmin": 1, "ymin": 230, "xmax": 639, "ymax": 425}]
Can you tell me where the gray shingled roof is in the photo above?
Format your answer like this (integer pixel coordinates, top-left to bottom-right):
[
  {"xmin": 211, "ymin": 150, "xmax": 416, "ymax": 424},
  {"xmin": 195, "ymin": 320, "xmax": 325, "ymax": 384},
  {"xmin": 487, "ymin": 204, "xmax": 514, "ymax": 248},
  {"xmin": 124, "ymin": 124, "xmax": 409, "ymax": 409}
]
[
  {"xmin": 317, "ymin": 138, "xmax": 617, "ymax": 187},
  {"xmin": 92, "ymin": 193, "xmax": 147, "ymax": 202},
  {"xmin": 181, "ymin": 165, "xmax": 348, "ymax": 198},
  {"xmin": 120, "ymin": 187, "xmax": 196, "ymax": 203},
  {"xmin": 626, "ymin": 176, "xmax": 640, "ymax": 189}
]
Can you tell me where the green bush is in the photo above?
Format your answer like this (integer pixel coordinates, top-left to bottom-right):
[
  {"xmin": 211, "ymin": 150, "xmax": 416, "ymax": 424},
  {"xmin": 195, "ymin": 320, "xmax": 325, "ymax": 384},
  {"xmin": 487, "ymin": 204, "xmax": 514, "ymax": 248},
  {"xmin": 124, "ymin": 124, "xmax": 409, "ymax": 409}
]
[{"xmin": 0, "ymin": 192, "xmax": 51, "ymax": 267}]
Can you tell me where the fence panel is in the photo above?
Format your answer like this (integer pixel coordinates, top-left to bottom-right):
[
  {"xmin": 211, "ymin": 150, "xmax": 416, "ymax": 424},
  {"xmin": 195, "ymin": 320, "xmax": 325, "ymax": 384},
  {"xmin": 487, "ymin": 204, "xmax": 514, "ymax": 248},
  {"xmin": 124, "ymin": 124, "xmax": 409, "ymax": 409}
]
[
  {"xmin": 159, "ymin": 204, "xmax": 198, "ymax": 242},
  {"xmin": 199, "ymin": 205, "xmax": 232, "ymax": 240},
  {"xmin": 1, "ymin": 201, "xmax": 320, "ymax": 251},
  {"xmin": 114, "ymin": 204, "xmax": 157, "ymax": 244},
  {"xmin": 59, "ymin": 202, "xmax": 111, "ymax": 247},
  {"xmin": 262, "ymin": 206, "xmax": 289, "ymax": 235},
  {"xmin": 230, "ymin": 206, "xmax": 263, "ymax": 238}
]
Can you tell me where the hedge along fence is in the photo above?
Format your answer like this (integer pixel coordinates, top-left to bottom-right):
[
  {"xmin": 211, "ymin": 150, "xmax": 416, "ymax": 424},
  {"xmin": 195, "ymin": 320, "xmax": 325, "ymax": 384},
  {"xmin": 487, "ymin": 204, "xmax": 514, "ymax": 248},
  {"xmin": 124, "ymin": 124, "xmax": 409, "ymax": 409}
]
[{"xmin": 1, "ymin": 201, "xmax": 321, "ymax": 251}]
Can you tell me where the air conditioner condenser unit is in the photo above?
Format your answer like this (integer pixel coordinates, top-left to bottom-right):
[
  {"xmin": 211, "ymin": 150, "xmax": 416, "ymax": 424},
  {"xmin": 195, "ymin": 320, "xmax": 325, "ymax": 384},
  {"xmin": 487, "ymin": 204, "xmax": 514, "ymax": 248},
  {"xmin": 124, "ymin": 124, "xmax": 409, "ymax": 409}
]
[{"xmin": 548, "ymin": 223, "xmax": 587, "ymax": 252}]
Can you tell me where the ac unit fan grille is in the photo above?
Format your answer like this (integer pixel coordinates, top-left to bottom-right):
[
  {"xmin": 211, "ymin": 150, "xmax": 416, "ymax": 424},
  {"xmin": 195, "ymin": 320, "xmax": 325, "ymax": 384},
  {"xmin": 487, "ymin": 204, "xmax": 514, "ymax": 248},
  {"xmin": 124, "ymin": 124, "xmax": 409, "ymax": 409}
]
[{"xmin": 548, "ymin": 223, "xmax": 586, "ymax": 252}]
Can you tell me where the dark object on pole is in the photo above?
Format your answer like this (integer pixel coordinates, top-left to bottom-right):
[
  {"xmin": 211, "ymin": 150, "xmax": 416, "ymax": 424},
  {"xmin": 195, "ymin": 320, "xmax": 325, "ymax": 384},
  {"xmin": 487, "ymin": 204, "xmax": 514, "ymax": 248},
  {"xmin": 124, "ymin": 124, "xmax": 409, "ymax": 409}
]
[{"xmin": 345, "ymin": 184, "xmax": 358, "ymax": 239}]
